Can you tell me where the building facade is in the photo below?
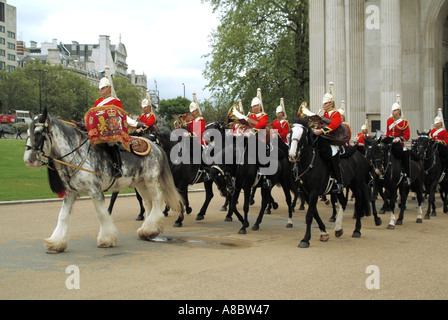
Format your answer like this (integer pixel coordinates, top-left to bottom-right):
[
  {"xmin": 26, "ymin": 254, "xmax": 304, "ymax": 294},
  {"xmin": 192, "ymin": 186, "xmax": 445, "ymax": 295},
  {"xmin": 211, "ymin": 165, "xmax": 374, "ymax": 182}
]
[
  {"xmin": 0, "ymin": 0, "xmax": 16, "ymax": 73},
  {"xmin": 309, "ymin": 0, "xmax": 448, "ymax": 138},
  {"xmin": 18, "ymin": 35, "xmax": 149, "ymax": 97}
]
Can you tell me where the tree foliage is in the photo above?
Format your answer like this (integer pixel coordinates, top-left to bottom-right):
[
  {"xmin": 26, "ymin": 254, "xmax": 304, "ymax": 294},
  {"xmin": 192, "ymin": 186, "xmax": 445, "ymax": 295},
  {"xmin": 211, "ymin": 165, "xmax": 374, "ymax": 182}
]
[
  {"xmin": 0, "ymin": 60, "xmax": 143, "ymax": 122},
  {"xmin": 202, "ymin": 0, "xmax": 309, "ymax": 121}
]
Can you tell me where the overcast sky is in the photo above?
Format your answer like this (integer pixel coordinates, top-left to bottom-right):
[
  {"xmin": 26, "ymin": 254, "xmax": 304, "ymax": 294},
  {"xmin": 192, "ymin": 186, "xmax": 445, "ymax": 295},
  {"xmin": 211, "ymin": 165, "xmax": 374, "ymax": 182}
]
[{"xmin": 7, "ymin": 0, "xmax": 220, "ymax": 101}]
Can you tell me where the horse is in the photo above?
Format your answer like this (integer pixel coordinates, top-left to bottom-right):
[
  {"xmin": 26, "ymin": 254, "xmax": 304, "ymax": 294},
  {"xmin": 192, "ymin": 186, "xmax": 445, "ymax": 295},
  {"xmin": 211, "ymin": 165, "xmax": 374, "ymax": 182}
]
[
  {"xmin": 364, "ymin": 135, "xmax": 424, "ymax": 228},
  {"xmin": 413, "ymin": 131, "xmax": 448, "ymax": 218},
  {"xmin": 288, "ymin": 118, "xmax": 375, "ymax": 248},
  {"xmin": 210, "ymin": 127, "xmax": 296, "ymax": 234},
  {"xmin": 23, "ymin": 109, "xmax": 184, "ymax": 253}
]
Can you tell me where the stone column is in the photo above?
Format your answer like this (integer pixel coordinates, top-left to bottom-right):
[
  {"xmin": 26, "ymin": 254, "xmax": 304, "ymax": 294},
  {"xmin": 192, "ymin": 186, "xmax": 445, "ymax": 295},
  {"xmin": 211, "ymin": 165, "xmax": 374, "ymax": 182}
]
[
  {"xmin": 346, "ymin": 0, "xmax": 366, "ymax": 134},
  {"xmin": 325, "ymin": 0, "xmax": 347, "ymax": 111},
  {"xmin": 380, "ymin": 0, "xmax": 402, "ymax": 131},
  {"xmin": 309, "ymin": 0, "xmax": 326, "ymax": 112}
]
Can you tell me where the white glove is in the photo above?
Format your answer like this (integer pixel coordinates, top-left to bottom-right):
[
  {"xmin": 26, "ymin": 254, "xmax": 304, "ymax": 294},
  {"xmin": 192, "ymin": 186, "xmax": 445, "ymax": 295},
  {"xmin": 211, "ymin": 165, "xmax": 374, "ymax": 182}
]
[{"xmin": 233, "ymin": 109, "xmax": 248, "ymax": 121}]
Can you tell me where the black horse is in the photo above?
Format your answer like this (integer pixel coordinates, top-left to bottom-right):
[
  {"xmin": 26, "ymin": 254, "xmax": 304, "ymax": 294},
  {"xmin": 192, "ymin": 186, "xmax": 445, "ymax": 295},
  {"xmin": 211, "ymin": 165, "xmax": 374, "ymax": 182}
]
[
  {"xmin": 364, "ymin": 135, "xmax": 424, "ymax": 228},
  {"xmin": 109, "ymin": 123, "xmax": 227, "ymax": 227},
  {"xmin": 210, "ymin": 128, "xmax": 296, "ymax": 234},
  {"xmin": 413, "ymin": 131, "xmax": 448, "ymax": 218},
  {"xmin": 289, "ymin": 118, "xmax": 375, "ymax": 248}
]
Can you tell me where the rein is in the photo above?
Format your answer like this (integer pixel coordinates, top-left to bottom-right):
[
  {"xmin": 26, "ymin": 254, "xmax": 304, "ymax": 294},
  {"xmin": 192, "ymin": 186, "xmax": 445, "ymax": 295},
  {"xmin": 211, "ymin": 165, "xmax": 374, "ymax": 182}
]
[{"xmin": 32, "ymin": 119, "xmax": 101, "ymax": 176}]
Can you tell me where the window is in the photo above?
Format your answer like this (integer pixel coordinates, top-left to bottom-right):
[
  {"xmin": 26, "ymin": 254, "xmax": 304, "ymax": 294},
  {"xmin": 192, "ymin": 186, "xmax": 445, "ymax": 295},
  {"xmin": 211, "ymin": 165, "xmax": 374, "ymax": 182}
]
[
  {"xmin": 0, "ymin": 61, "xmax": 5, "ymax": 70},
  {"xmin": 7, "ymin": 53, "xmax": 15, "ymax": 61},
  {"xmin": 0, "ymin": 26, "xmax": 5, "ymax": 33},
  {"xmin": 0, "ymin": 2, "xmax": 5, "ymax": 23},
  {"xmin": 7, "ymin": 65, "xmax": 15, "ymax": 72},
  {"xmin": 0, "ymin": 49, "xmax": 5, "ymax": 56},
  {"xmin": 7, "ymin": 42, "xmax": 14, "ymax": 50},
  {"xmin": 0, "ymin": 37, "xmax": 4, "ymax": 44},
  {"xmin": 7, "ymin": 31, "xmax": 15, "ymax": 39}
]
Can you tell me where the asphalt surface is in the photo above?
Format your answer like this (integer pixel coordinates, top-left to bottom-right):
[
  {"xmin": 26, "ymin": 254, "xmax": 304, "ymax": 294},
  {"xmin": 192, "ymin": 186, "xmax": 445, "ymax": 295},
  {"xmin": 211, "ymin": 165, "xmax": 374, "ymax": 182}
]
[{"xmin": 1, "ymin": 186, "xmax": 448, "ymax": 300}]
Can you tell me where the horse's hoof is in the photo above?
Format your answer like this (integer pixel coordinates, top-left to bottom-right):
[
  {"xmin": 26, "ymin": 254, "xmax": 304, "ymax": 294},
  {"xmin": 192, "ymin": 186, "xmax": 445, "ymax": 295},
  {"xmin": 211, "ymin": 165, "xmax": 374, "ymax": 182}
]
[
  {"xmin": 298, "ymin": 241, "xmax": 310, "ymax": 248},
  {"xmin": 424, "ymin": 214, "xmax": 430, "ymax": 220},
  {"xmin": 416, "ymin": 218, "xmax": 423, "ymax": 224},
  {"xmin": 286, "ymin": 223, "xmax": 293, "ymax": 228},
  {"xmin": 396, "ymin": 220, "xmax": 403, "ymax": 226},
  {"xmin": 431, "ymin": 211, "xmax": 437, "ymax": 217},
  {"xmin": 46, "ymin": 248, "xmax": 65, "ymax": 254},
  {"xmin": 299, "ymin": 205, "xmax": 305, "ymax": 211},
  {"xmin": 186, "ymin": 207, "xmax": 192, "ymax": 215},
  {"xmin": 251, "ymin": 225, "xmax": 260, "ymax": 231},
  {"xmin": 238, "ymin": 229, "xmax": 246, "ymax": 235},
  {"xmin": 375, "ymin": 218, "xmax": 383, "ymax": 226},
  {"xmin": 320, "ymin": 233, "xmax": 330, "ymax": 242},
  {"xmin": 249, "ymin": 199, "xmax": 255, "ymax": 206},
  {"xmin": 352, "ymin": 231, "xmax": 361, "ymax": 238},
  {"xmin": 135, "ymin": 216, "xmax": 144, "ymax": 221},
  {"xmin": 224, "ymin": 217, "xmax": 233, "ymax": 222},
  {"xmin": 265, "ymin": 209, "xmax": 271, "ymax": 215},
  {"xmin": 220, "ymin": 206, "xmax": 227, "ymax": 212},
  {"xmin": 196, "ymin": 214, "xmax": 204, "ymax": 221},
  {"xmin": 272, "ymin": 202, "xmax": 279, "ymax": 210},
  {"xmin": 329, "ymin": 217, "xmax": 336, "ymax": 223},
  {"xmin": 335, "ymin": 229, "xmax": 343, "ymax": 238},
  {"xmin": 379, "ymin": 209, "xmax": 386, "ymax": 214},
  {"xmin": 173, "ymin": 222, "xmax": 183, "ymax": 228},
  {"xmin": 97, "ymin": 244, "xmax": 113, "ymax": 248},
  {"xmin": 387, "ymin": 224, "xmax": 395, "ymax": 230}
]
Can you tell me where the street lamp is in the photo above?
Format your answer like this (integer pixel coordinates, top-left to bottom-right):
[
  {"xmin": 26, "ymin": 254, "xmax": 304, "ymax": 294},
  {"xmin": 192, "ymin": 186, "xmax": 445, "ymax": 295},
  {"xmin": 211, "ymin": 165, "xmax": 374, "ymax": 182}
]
[
  {"xmin": 33, "ymin": 68, "xmax": 48, "ymax": 114},
  {"xmin": 182, "ymin": 83, "xmax": 185, "ymax": 98}
]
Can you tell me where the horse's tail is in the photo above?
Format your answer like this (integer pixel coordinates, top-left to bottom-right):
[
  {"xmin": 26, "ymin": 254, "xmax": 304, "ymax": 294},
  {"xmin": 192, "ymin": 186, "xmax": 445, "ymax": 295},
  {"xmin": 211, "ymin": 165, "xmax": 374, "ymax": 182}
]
[{"xmin": 159, "ymin": 151, "xmax": 185, "ymax": 215}]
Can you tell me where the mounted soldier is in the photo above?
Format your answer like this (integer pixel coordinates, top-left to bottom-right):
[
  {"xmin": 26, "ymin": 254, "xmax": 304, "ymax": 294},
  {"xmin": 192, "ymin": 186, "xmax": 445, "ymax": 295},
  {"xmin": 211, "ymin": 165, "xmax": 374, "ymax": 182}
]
[
  {"xmin": 385, "ymin": 94, "xmax": 411, "ymax": 186},
  {"xmin": 135, "ymin": 90, "xmax": 158, "ymax": 138}
]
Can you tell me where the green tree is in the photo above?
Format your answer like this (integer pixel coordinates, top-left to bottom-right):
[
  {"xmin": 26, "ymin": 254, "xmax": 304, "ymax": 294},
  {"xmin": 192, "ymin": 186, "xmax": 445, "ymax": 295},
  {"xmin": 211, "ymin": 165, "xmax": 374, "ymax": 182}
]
[
  {"xmin": 158, "ymin": 96, "xmax": 192, "ymax": 128},
  {"xmin": 203, "ymin": 0, "xmax": 309, "ymax": 121}
]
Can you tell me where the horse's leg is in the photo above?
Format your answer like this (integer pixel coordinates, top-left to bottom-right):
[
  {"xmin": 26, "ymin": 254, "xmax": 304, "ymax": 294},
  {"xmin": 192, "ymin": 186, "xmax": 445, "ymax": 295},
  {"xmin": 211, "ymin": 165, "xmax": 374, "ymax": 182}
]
[
  {"xmin": 387, "ymin": 188, "xmax": 398, "ymax": 229},
  {"xmin": 196, "ymin": 180, "xmax": 214, "ymax": 221},
  {"xmin": 370, "ymin": 183, "xmax": 383, "ymax": 226},
  {"xmin": 44, "ymin": 192, "xmax": 78, "ymax": 253},
  {"xmin": 299, "ymin": 193, "xmax": 328, "ymax": 248},
  {"xmin": 220, "ymin": 197, "xmax": 229, "ymax": 212},
  {"xmin": 108, "ymin": 191, "xmax": 119, "ymax": 215},
  {"xmin": 281, "ymin": 184, "xmax": 294, "ymax": 228},
  {"xmin": 238, "ymin": 185, "xmax": 252, "ymax": 234},
  {"xmin": 335, "ymin": 192, "xmax": 347, "ymax": 238},
  {"xmin": 396, "ymin": 186, "xmax": 409, "ymax": 225},
  {"xmin": 173, "ymin": 184, "xmax": 188, "ymax": 227},
  {"xmin": 249, "ymin": 187, "xmax": 257, "ymax": 206},
  {"xmin": 425, "ymin": 182, "xmax": 437, "ymax": 220},
  {"xmin": 252, "ymin": 187, "xmax": 270, "ymax": 231},
  {"xmin": 329, "ymin": 193, "xmax": 338, "ymax": 222},
  {"xmin": 91, "ymin": 192, "xmax": 119, "ymax": 248},
  {"xmin": 136, "ymin": 183, "xmax": 165, "ymax": 240},
  {"xmin": 135, "ymin": 188, "xmax": 145, "ymax": 221}
]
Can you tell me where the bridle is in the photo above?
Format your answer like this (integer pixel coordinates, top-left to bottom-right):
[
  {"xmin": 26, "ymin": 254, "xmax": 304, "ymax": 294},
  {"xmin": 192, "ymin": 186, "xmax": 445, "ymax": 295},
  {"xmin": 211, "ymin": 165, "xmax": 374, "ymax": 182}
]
[{"xmin": 27, "ymin": 117, "xmax": 100, "ymax": 176}]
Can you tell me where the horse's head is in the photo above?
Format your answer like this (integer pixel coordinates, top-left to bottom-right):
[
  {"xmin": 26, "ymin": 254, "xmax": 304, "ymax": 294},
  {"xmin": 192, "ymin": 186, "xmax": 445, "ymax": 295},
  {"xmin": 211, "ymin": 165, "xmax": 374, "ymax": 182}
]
[
  {"xmin": 364, "ymin": 135, "xmax": 385, "ymax": 176},
  {"xmin": 289, "ymin": 118, "xmax": 309, "ymax": 162},
  {"xmin": 24, "ymin": 109, "xmax": 52, "ymax": 168},
  {"xmin": 414, "ymin": 131, "xmax": 432, "ymax": 160},
  {"xmin": 209, "ymin": 165, "xmax": 235, "ymax": 197}
]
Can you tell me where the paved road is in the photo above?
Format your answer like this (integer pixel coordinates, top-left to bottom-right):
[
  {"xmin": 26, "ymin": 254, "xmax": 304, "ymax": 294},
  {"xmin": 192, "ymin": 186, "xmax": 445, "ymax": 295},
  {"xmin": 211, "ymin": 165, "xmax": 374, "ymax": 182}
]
[{"xmin": 1, "ymin": 186, "xmax": 447, "ymax": 300}]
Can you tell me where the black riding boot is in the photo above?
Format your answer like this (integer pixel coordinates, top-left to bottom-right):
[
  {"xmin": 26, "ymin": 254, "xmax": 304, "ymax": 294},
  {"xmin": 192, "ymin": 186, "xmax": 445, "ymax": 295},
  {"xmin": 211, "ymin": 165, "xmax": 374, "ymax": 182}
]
[
  {"xmin": 403, "ymin": 149, "xmax": 411, "ymax": 186},
  {"xmin": 330, "ymin": 153, "xmax": 344, "ymax": 194},
  {"xmin": 109, "ymin": 144, "xmax": 123, "ymax": 178}
]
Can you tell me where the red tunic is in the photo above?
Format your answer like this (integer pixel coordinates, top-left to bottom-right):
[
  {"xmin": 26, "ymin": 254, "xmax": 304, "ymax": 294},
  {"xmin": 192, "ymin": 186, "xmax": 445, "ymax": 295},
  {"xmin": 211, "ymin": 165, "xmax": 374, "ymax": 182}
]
[
  {"xmin": 248, "ymin": 112, "xmax": 268, "ymax": 130},
  {"xmin": 94, "ymin": 96, "xmax": 123, "ymax": 109},
  {"xmin": 430, "ymin": 128, "xmax": 448, "ymax": 145},
  {"xmin": 321, "ymin": 109, "xmax": 342, "ymax": 135},
  {"xmin": 386, "ymin": 117, "xmax": 410, "ymax": 143},
  {"xmin": 138, "ymin": 112, "xmax": 156, "ymax": 130},
  {"xmin": 356, "ymin": 133, "xmax": 370, "ymax": 146},
  {"xmin": 272, "ymin": 119, "xmax": 290, "ymax": 143},
  {"xmin": 187, "ymin": 116, "xmax": 206, "ymax": 146}
]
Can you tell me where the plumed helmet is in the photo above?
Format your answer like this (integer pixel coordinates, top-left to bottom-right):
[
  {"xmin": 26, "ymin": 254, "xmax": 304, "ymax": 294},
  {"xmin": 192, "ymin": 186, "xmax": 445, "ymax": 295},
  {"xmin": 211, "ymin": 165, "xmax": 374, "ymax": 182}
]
[
  {"xmin": 391, "ymin": 94, "xmax": 401, "ymax": 112},
  {"xmin": 99, "ymin": 77, "xmax": 111, "ymax": 89},
  {"xmin": 251, "ymin": 97, "xmax": 262, "ymax": 107},
  {"xmin": 322, "ymin": 82, "xmax": 335, "ymax": 105},
  {"xmin": 338, "ymin": 100, "xmax": 346, "ymax": 117},
  {"xmin": 189, "ymin": 93, "xmax": 202, "ymax": 115},
  {"xmin": 276, "ymin": 98, "xmax": 287, "ymax": 118},
  {"xmin": 142, "ymin": 99, "xmax": 151, "ymax": 108}
]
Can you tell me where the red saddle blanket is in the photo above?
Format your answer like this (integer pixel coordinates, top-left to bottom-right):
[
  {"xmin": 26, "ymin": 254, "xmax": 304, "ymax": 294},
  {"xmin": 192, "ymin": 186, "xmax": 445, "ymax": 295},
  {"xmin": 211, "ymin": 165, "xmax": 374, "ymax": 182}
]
[{"xmin": 84, "ymin": 105, "xmax": 131, "ymax": 152}]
